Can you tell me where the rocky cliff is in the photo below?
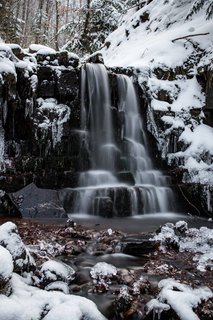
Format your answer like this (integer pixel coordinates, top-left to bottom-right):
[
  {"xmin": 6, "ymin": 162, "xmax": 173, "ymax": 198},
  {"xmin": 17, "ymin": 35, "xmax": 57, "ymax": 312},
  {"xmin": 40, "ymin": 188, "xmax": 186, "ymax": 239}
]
[{"xmin": 0, "ymin": 42, "xmax": 212, "ymax": 217}]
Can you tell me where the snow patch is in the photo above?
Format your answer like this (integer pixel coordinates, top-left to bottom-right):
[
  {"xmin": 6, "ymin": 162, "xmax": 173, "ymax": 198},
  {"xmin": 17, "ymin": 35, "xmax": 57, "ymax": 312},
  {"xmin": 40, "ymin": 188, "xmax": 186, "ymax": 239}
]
[
  {"xmin": 0, "ymin": 246, "xmax": 13, "ymax": 280},
  {"xmin": 35, "ymin": 98, "xmax": 71, "ymax": 148},
  {"xmin": 158, "ymin": 278, "xmax": 212, "ymax": 320}
]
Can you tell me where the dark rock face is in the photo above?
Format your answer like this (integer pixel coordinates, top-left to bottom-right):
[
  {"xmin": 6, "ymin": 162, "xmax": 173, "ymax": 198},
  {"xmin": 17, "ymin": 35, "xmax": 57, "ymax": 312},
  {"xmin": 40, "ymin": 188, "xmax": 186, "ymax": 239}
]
[
  {"xmin": 37, "ymin": 66, "xmax": 56, "ymax": 98},
  {"xmin": 198, "ymin": 67, "xmax": 213, "ymax": 127},
  {"xmin": 0, "ymin": 47, "xmax": 81, "ymax": 193}
]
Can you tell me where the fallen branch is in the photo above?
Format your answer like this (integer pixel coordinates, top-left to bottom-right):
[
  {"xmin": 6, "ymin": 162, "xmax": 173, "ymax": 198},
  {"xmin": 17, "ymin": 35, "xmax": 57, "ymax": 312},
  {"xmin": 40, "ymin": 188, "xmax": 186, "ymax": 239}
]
[
  {"xmin": 171, "ymin": 32, "xmax": 209, "ymax": 43},
  {"xmin": 178, "ymin": 184, "xmax": 201, "ymax": 216}
]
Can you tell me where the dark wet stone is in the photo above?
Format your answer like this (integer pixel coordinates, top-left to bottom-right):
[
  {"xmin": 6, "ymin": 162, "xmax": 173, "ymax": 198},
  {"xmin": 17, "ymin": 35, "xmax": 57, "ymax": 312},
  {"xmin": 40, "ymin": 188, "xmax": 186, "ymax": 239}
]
[
  {"xmin": 0, "ymin": 192, "xmax": 22, "ymax": 218},
  {"xmin": 117, "ymin": 172, "xmax": 135, "ymax": 185},
  {"xmin": 57, "ymin": 69, "xmax": 79, "ymax": 100},
  {"xmin": 37, "ymin": 66, "xmax": 56, "ymax": 98},
  {"xmin": 94, "ymin": 197, "xmax": 114, "ymax": 218},
  {"xmin": 12, "ymin": 183, "xmax": 67, "ymax": 219},
  {"xmin": 120, "ymin": 235, "xmax": 158, "ymax": 256}
]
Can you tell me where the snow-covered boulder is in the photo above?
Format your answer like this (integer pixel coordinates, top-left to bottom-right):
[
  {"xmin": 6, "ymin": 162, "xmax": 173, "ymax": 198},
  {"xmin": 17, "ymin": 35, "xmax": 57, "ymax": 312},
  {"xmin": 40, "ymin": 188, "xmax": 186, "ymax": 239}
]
[
  {"xmin": 146, "ymin": 278, "xmax": 212, "ymax": 320},
  {"xmin": 0, "ymin": 273, "xmax": 106, "ymax": 320},
  {"xmin": 29, "ymin": 44, "xmax": 55, "ymax": 54},
  {"xmin": 0, "ymin": 246, "xmax": 13, "ymax": 296},
  {"xmin": 90, "ymin": 262, "xmax": 117, "ymax": 284},
  {"xmin": 7, "ymin": 44, "xmax": 25, "ymax": 60},
  {"xmin": 39, "ymin": 260, "xmax": 75, "ymax": 289},
  {"xmin": 0, "ymin": 222, "xmax": 35, "ymax": 273}
]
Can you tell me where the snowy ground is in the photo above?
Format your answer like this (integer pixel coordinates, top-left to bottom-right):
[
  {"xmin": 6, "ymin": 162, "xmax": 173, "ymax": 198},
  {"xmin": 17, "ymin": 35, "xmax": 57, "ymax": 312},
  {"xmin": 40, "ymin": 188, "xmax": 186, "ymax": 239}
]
[{"xmin": 0, "ymin": 218, "xmax": 212, "ymax": 319}]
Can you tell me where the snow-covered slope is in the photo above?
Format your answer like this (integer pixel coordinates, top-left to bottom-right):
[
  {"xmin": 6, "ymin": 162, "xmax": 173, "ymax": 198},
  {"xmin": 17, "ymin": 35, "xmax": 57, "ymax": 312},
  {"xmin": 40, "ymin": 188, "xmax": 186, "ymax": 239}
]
[
  {"xmin": 102, "ymin": 0, "xmax": 213, "ymax": 212},
  {"xmin": 102, "ymin": 0, "xmax": 213, "ymax": 69}
]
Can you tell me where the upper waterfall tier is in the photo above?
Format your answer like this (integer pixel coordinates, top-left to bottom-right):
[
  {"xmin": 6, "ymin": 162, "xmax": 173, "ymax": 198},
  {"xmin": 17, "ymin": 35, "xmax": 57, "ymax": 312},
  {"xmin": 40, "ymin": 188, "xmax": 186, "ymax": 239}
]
[
  {"xmin": 81, "ymin": 63, "xmax": 117, "ymax": 171},
  {"xmin": 66, "ymin": 63, "xmax": 176, "ymax": 216}
]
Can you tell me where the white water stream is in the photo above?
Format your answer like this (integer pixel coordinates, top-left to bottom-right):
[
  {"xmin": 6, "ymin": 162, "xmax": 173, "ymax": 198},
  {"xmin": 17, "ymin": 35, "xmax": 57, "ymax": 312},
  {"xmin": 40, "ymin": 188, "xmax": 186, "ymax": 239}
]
[{"xmin": 64, "ymin": 64, "xmax": 175, "ymax": 216}]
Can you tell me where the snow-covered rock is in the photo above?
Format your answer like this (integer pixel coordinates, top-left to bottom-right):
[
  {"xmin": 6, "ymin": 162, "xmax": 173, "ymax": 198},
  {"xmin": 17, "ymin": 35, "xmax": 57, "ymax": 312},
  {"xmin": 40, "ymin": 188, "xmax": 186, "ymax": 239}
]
[
  {"xmin": 44, "ymin": 281, "xmax": 70, "ymax": 294},
  {"xmin": 90, "ymin": 262, "xmax": 117, "ymax": 286},
  {"xmin": 35, "ymin": 98, "xmax": 71, "ymax": 148},
  {"xmin": 0, "ymin": 273, "xmax": 106, "ymax": 320},
  {"xmin": 147, "ymin": 278, "xmax": 213, "ymax": 320},
  {"xmin": 0, "ymin": 222, "xmax": 35, "ymax": 273},
  {"xmin": 39, "ymin": 260, "xmax": 75, "ymax": 288},
  {"xmin": 152, "ymin": 221, "xmax": 213, "ymax": 271},
  {"xmin": 29, "ymin": 44, "xmax": 55, "ymax": 54},
  {"xmin": 0, "ymin": 246, "xmax": 13, "ymax": 296}
]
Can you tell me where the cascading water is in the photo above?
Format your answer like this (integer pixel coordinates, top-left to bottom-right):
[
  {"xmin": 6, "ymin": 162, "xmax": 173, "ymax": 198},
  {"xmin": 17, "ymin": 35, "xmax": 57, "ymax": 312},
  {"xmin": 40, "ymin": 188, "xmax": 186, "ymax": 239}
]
[
  {"xmin": 117, "ymin": 75, "xmax": 174, "ymax": 213},
  {"xmin": 60, "ymin": 63, "xmax": 175, "ymax": 217},
  {"xmin": 81, "ymin": 63, "xmax": 118, "ymax": 171}
]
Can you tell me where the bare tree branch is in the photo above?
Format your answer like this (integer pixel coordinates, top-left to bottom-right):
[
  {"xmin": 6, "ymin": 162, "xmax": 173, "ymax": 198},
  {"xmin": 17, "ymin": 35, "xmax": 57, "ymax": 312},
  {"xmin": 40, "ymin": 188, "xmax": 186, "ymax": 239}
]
[{"xmin": 171, "ymin": 32, "xmax": 209, "ymax": 43}]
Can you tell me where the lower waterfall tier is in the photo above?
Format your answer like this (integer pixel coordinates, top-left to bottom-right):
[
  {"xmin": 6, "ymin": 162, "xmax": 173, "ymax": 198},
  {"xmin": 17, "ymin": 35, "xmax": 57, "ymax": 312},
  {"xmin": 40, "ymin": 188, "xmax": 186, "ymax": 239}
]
[{"xmin": 59, "ymin": 184, "xmax": 175, "ymax": 217}]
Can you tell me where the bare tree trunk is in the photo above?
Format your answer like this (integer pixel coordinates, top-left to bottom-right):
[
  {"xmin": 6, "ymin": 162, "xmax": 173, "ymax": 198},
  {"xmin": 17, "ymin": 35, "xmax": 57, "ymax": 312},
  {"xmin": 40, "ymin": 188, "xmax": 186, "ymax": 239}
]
[
  {"xmin": 43, "ymin": 0, "xmax": 50, "ymax": 45},
  {"xmin": 22, "ymin": 0, "xmax": 31, "ymax": 47},
  {"xmin": 65, "ymin": 0, "xmax": 70, "ymax": 24},
  {"xmin": 35, "ymin": 0, "xmax": 44, "ymax": 43},
  {"xmin": 82, "ymin": 0, "xmax": 91, "ymax": 53},
  {"xmin": 55, "ymin": 0, "xmax": 60, "ymax": 50}
]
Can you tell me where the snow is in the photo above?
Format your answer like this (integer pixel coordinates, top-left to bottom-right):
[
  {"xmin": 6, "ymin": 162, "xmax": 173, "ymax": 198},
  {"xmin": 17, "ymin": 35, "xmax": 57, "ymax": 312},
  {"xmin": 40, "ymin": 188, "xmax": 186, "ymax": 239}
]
[
  {"xmin": 7, "ymin": 44, "xmax": 22, "ymax": 50},
  {"xmin": 68, "ymin": 52, "xmax": 79, "ymax": 60},
  {"xmin": 28, "ymin": 240, "xmax": 65, "ymax": 260},
  {"xmin": 180, "ymin": 124, "xmax": 213, "ymax": 154},
  {"xmin": 90, "ymin": 262, "xmax": 117, "ymax": 284},
  {"xmin": 165, "ymin": 76, "xmax": 205, "ymax": 113},
  {"xmin": 29, "ymin": 44, "xmax": 55, "ymax": 53},
  {"xmin": 157, "ymin": 278, "xmax": 212, "ymax": 320},
  {"xmin": 0, "ymin": 246, "xmax": 13, "ymax": 280},
  {"xmin": 174, "ymin": 124, "xmax": 213, "ymax": 185},
  {"xmin": 0, "ymin": 222, "xmax": 35, "ymax": 271},
  {"xmin": 44, "ymin": 281, "xmax": 69, "ymax": 294},
  {"xmin": 0, "ymin": 221, "xmax": 105, "ymax": 319},
  {"xmin": 0, "ymin": 56, "xmax": 16, "ymax": 76},
  {"xmin": 0, "ymin": 222, "xmax": 27, "ymax": 259},
  {"xmin": 0, "ymin": 44, "xmax": 14, "ymax": 55},
  {"xmin": 0, "ymin": 273, "xmax": 106, "ymax": 320},
  {"xmin": 36, "ymin": 48, "xmax": 56, "ymax": 56},
  {"xmin": 40, "ymin": 260, "xmax": 75, "ymax": 283},
  {"xmin": 102, "ymin": 1, "xmax": 213, "ymax": 69},
  {"xmin": 152, "ymin": 221, "xmax": 213, "ymax": 271}
]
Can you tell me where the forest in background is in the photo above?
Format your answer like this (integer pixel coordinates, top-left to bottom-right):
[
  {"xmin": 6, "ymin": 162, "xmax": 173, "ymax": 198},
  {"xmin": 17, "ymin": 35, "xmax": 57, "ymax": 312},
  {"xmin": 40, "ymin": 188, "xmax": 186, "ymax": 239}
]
[{"xmin": 0, "ymin": 0, "xmax": 140, "ymax": 56}]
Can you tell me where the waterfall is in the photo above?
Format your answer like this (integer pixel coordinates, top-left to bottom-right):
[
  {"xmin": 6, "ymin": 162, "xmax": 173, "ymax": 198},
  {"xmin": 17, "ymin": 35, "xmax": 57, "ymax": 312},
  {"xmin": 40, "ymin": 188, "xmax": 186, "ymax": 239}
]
[
  {"xmin": 84, "ymin": 63, "xmax": 118, "ymax": 171},
  {"xmin": 60, "ymin": 64, "xmax": 175, "ymax": 216},
  {"xmin": 117, "ymin": 74, "xmax": 174, "ymax": 213}
]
